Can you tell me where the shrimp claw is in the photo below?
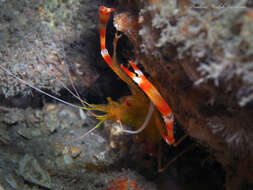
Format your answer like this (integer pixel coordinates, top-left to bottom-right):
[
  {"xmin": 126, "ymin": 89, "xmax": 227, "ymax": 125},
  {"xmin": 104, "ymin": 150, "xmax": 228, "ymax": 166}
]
[{"xmin": 121, "ymin": 62, "xmax": 175, "ymax": 145}]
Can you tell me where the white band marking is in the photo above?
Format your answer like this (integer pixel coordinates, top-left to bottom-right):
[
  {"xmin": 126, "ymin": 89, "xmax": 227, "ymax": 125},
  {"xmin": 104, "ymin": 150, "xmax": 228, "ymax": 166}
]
[
  {"xmin": 101, "ymin": 49, "xmax": 109, "ymax": 57},
  {"xmin": 133, "ymin": 76, "xmax": 142, "ymax": 84}
]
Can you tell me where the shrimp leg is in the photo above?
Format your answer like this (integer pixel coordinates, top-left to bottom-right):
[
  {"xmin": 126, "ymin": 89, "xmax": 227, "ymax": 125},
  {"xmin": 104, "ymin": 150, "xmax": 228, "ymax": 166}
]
[
  {"xmin": 99, "ymin": 6, "xmax": 141, "ymax": 94},
  {"xmin": 121, "ymin": 62, "xmax": 175, "ymax": 145}
]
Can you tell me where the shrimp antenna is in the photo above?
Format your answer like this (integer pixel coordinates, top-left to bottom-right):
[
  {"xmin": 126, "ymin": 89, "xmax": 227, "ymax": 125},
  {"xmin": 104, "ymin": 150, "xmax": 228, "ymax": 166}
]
[
  {"xmin": 21, "ymin": 34, "xmax": 92, "ymax": 109},
  {"xmin": 0, "ymin": 64, "xmax": 84, "ymax": 110},
  {"xmin": 22, "ymin": 35, "xmax": 103, "ymax": 117},
  {"xmin": 63, "ymin": 63, "xmax": 92, "ymax": 107},
  {"xmin": 58, "ymin": 68, "xmax": 104, "ymax": 117},
  {"xmin": 57, "ymin": 33, "xmax": 92, "ymax": 108},
  {"xmin": 71, "ymin": 118, "xmax": 106, "ymax": 142}
]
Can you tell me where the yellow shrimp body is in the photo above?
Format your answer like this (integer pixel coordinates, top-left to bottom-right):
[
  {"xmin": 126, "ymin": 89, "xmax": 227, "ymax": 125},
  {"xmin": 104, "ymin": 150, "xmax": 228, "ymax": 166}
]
[{"xmin": 90, "ymin": 91, "xmax": 163, "ymax": 146}]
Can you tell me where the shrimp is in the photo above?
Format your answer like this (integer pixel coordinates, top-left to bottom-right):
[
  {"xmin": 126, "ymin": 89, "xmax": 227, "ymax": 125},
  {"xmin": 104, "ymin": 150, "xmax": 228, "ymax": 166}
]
[{"xmin": 98, "ymin": 6, "xmax": 175, "ymax": 145}]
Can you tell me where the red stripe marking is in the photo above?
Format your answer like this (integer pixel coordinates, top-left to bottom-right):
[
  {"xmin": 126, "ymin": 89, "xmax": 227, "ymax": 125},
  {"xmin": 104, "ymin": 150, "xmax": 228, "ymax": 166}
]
[
  {"xmin": 165, "ymin": 120, "xmax": 173, "ymax": 130},
  {"xmin": 121, "ymin": 65, "xmax": 136, "ymax": 78},
  {"xmin": 103, "ymin": 54, "xmax": 113, "ymax": 66},
  {"xmin": 100, "ymin": 29, "xmax": 106, "ymax": 50},
  {"xmin": 167, "ymin": 136, "xmax": 175, "ymax": 144},
  {"xmin": 139, "ymin": 76, "xmax": 152, "ymax": 91},
  {"xmin": 129, "ymin": 61, "xmax": 139, "ymax": 72}
]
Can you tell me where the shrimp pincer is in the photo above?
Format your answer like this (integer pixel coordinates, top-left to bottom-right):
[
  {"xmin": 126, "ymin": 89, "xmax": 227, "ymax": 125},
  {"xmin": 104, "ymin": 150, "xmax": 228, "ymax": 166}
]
[{"xmin": 121, "ymin": 62, "xmax": 174, "ymax": 145}]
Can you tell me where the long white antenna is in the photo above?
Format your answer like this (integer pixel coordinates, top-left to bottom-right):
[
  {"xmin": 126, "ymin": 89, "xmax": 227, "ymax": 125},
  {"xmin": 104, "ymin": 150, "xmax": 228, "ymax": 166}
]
[
  {"xmin": 23, "ymin": 34, "xmax": 89, "ymax": 107},
  {"xmin": 0, "ymin": 64, "xmax": 82, "ymax": 110}
]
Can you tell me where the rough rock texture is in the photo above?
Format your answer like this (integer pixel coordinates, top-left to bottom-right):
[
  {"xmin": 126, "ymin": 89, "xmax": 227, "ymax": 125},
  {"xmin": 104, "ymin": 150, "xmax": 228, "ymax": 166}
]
[
  {"xmin": 113, "ymin": 0, "xmax": 253, "ymax": 189},
  {"xmin": 0, "ymin": 0, "xmax": 100, "ymax": 97},
  {"xmin": 0, "ymin": 104, "xmax": 227, "ymax": 189},
  {"xmin": 0, "ymin": 104, "xmax": 158, "ymax": 190}
]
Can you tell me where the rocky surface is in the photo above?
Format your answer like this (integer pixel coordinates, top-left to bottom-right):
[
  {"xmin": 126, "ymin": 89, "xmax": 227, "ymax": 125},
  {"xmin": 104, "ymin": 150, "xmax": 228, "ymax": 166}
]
[
  {"xmin": 0, "ymin": 104, "xmax": 159, "ymax": 189},
  {"xmin": 0, "ymin": 0, "xmax": 100, "ymax": 97}
]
